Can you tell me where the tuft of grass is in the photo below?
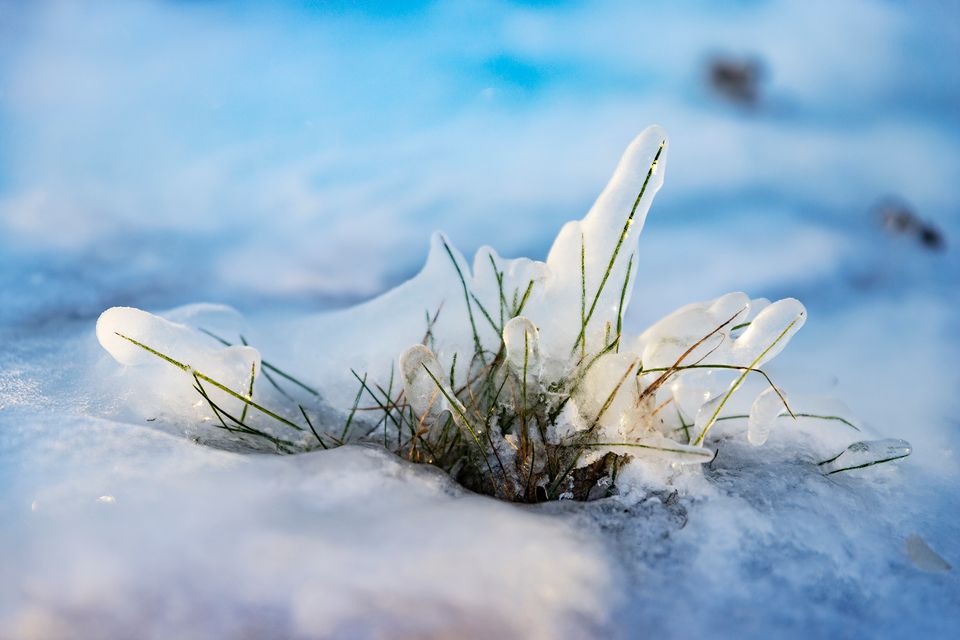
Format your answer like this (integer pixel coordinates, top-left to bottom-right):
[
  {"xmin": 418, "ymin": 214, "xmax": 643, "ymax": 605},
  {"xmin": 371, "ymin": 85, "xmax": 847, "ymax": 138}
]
[{"xmin": 111, "ymin": 138, "xmax": 902, "ymax": 502}]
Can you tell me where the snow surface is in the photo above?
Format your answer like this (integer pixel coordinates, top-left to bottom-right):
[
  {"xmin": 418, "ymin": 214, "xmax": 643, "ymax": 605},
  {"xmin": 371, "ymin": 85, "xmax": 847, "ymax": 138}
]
[{"xmin": 2, "ymin": 1, "xmax": 959, "ymax": 638}]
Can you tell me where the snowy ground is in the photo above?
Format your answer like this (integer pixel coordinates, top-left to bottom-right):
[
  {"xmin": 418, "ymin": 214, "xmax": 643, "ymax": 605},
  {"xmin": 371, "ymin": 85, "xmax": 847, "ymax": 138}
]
[{"xmin": 1, "ymin": 1, "xmax": 959, "ymax": 638}]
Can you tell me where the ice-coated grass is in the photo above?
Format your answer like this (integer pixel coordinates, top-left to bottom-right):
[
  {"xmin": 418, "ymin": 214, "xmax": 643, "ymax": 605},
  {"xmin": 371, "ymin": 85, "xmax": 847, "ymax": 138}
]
[
  {"xmin": 114, "ymin": 290, "xmax": 882, "ymax": 502},
  {"xmin": 101, "ymin": 127, "xmax": 911, "ymax": 502}
]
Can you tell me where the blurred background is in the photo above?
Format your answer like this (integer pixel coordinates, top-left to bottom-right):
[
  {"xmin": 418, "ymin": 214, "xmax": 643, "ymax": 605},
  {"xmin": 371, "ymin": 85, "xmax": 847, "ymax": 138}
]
[{"xmin": 1, "ymin": 0, "xmax": 957, "ymax": 328}]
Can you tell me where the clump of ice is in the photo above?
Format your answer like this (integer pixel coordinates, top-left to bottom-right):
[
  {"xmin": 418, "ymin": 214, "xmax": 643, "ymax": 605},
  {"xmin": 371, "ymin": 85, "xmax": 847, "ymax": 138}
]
[
  {"xmin": 97, "ymin": 305, "xmax": 261, "ymax": 419},
  {"xmin": 399, "ymin": 344, "xmax": 452, "ymax": 428},
  {"xmin": 503, "ymin": 316, "xmax": 542, "ymax": 382},
  {"xmin": 747, "ymin": 386, "xmax": 789, "ymax": 446},
  {"xmin": 94, "ymin": 125, "xmax": 906, "ymax": 496}
]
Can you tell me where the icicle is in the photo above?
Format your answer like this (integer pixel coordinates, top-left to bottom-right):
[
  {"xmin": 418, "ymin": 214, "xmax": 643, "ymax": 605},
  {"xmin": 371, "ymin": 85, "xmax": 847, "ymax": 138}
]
[
  {"xmin": 503, "ymin": 316, "xmax": 542, "ymax": 384},
  {"xmin": 747, "ymin": 386, "xmax": 788, "ymax": 446},
  {"xmin": 693, "ymin": 394, "xmax": 725, "ymax": 443},
  {"xmin": 399, "ymin": 344, "xmax": 449, "ymax": 422},
  {"xmin": 729, "ymin": 299, "xmax": 806, "ymax": 368}
]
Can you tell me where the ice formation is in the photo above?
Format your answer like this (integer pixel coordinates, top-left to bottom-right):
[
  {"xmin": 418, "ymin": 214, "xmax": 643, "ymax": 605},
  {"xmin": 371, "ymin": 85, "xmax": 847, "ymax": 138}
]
[
  {"xmin": 96, "ymin": 305, "xmax": 261, "ymax": 419},
  {"xmin": 818, "ymin": 438, "xmax": 913, "ymax": 475},
  {"xmin": 95, "ymin": 126, "xmax": 905, "ymax": 498}
]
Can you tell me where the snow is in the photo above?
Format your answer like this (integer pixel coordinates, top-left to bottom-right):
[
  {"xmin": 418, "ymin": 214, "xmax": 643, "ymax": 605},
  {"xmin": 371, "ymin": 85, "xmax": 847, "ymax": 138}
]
[
  {"xmin": 1, "ymin": 418, "xmax": 610, "ymax": 639},
  {"xmin": 2, "ymin": 0, "xmax": 959, "ymax": 638}
]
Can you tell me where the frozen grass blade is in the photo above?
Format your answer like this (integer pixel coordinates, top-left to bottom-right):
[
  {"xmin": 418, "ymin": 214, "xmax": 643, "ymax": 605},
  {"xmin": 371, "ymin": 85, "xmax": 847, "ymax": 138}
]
[
  {"xmin": 239, "ymin": 335, "xmax": 293, "ymax": 402},
  {"xmin": 351, "ymin": 368, "xmax": 407, "ymax": 443},
  {"xmin": 384, "ymin": 364, "xmax": 397, "ymax": 447},
  {"xmin": 258, "ymin": 356, "xmax": 320, "ymax": 398},
  {"xmin": 193, "ymin": 375, "xmax": 235, "ymax": 433},
  {"xmin": 615, "ymin": 252, "xmax": 634, "ymax": 352},
  {"xmin": 588, "ymin": 359, "xmax": 637, "ymax": 433},
  {"xmin": 818, "ymin": 439, "xmax": 911, "ymax": 475},
  {"xmin": 422, "ymin": 303, "xmax": 443, "ymax": 349},
  {"xmin": 636, "ymin": 308, "xmax": 746, "ymax": 405},
  {"xmin": 199, "ymin": 328, "xmax": 320, "ymax": 398},
  {"xmin": 488, "ymin": 253, "xmax": 507, "ymax": 332},
  {"xmin": 793, "ymin": 413, "xmax": 859, "ymax": 431},
  {"xmin": 822, "ymin": 453, "xmax": 910, "ymax": 474},
  {"xmin": 580, "ymin": 232, "xmax": 586, "ymax": 359},
  {"xmin": 677, "ymin": 408, "xmax": 692, "ymax": 444},
  {"xmin": 341, "ymin": 373, "xmax": 366, "ymax": 441},
  {"xmin": 441, "ymin": 237, "xmax": 486, "ymax": 362},
  {"xmin": 192, "ymin": 375, "xmax": 299, "ymax": 454},
  {"xmin": 583, "ymin": 441, "xmax": 715, "ymax": 461},
  {"xmin": 471, "ymin": 291, "xmax": 501, "ymax": 336},
  {"xmin": 116, "ymin": 332, "xmax": 307, "ymax": 434},
  {"xmin": 240, "ymin": 361, "xmax": 256, "ymax": 424},
  {"xmin": 572, "ymin": 139, "xmax": 664, "ymax": 354},
  {"xmin": 641, "ymin": 362, "xmax": 794, "ymax": 419},
  {"xmin": 548, "ymin": 359, "xmax": 637, "ymax": 498},
  {"xmin": 711, "ymin": 412, "xmax": 860, "ymax": 432},
  {"xmin": 420, "ymin": 363, "xmax": 500, "ymax": 489},
  {"xmin": 299, "ymin": 405, "xmax": 328, "ymax": 449},
  {"xmin": 513, "ymin": 280, "xmax": 535, "ymax": 317},
  {"xmin": 692, "ymin": 313, "xmax": 803, "ymax": 446}
]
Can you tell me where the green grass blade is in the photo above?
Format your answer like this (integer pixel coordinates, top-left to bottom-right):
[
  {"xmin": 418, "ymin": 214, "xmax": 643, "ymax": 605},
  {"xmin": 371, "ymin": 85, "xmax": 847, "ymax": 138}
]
[
  {"xmin": 240, "ymin": 361, "xmax": 256, "ymax": 424},
  {"xmin": 615, "ymin": 252, "xmax": 634, "ymax": 352},
  {"xmin": 441, "ymin": 237, "xmax": 486, "ymax": 362},
  {"xmin": 692, "ymin": 314, "xmax": 803, "ymax": 446},
  {"xmin": 572, "ymin": 140, "xmax": 664, "ymax": 354},
  {"xmin": 299, "ymin": 404, "xmax": 328, "ymax": 449},
  {"xmin": 115, "ymin": 332, "xmax": 307, "ymax": 433},
  {"xmin": 341, "ymin": 373, "xmax": 366, "ymax": 441}
]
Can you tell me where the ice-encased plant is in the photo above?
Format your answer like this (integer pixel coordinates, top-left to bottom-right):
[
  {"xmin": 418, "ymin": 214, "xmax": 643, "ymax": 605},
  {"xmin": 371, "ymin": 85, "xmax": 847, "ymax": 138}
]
[{"xmin": 95, "ymin": 125, "xmax": 909, "ymax": 502}]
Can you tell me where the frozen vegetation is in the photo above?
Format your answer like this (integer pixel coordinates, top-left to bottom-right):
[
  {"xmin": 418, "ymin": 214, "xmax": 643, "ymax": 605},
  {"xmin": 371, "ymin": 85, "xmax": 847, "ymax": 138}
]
[
  {"xmin": 94, "ymin": 128, "xmax": 903, "ymax": 504},
  {"xmin": 2, "ymin": 1, "xmax": 959, "ymax": 638}
]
